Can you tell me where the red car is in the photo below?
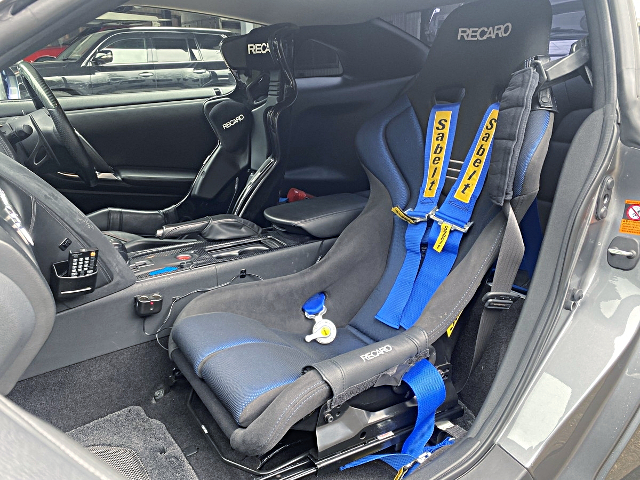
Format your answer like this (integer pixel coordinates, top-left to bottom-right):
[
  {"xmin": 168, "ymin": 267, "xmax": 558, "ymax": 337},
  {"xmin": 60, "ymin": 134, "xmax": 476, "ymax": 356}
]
[{"xmin": 23, "ymin": 45, "xmax": 67, "ymax": 62}]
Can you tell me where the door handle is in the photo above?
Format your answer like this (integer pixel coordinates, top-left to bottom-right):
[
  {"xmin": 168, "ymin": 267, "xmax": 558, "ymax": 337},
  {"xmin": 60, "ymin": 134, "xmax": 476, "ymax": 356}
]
[
  {"xmin": 607, "ymin": 247, "xmax": 637, "ymax": 259},
  {"xmin": 138, "ymin": 72, "xmax": 154, "ymax": 78},
  {"xmin": 193, "ymin": 69, "xmax": 208, "ymax": 74}
]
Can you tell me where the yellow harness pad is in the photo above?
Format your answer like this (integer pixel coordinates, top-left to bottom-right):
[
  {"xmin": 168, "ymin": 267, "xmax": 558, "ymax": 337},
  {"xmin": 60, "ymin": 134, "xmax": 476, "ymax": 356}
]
[
  {"xmin": 433, "ymin": 222, "xmax": 452, "ymax": 253},
  {"xmin": 454, "ymin": 108, "xmax": 499, "ymax": 203},
  {"xmin": 424, "ymin": 110, "xmax": 453, "ymax": 198}
]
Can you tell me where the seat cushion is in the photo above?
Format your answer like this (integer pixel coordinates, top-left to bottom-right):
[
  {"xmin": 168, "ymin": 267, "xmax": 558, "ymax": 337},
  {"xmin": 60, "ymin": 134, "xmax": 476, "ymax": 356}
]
[{"xmin": 172, "ymin": 312, "xmax": 369, "ymax": 427}]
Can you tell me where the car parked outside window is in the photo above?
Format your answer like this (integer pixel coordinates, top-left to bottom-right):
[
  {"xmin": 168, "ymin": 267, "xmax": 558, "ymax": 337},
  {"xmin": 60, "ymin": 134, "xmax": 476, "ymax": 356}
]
[
  {"xmin": 1, "ymin": 7, "xmax": 261, "ymax": 100},
  {"xmin": 22, "ymin": 28, "xmax": 235, "ymax": 97}
]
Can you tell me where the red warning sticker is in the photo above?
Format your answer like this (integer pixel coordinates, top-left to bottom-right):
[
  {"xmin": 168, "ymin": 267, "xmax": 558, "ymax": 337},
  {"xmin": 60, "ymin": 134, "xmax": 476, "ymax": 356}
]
[{"xmin": 620, "ymin": 200, "xmax": 640, "ymax": 235}]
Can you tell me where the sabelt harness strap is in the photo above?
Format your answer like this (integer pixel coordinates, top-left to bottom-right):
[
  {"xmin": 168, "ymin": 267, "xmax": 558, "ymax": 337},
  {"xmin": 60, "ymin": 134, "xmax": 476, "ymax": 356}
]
[
  {"xmin": 376, "ymin": 102, "xmax": 460, "ymax": 328},
  {"xmin": 377, "ymin": 103, "xmax": 500, "ymax": 329}
]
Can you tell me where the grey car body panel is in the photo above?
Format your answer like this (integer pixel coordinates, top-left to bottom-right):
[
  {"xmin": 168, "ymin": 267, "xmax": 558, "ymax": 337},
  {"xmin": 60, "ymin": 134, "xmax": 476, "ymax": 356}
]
[{"xmin": 498, "ymin": 140, "xmax": 640, "ymax": 474}]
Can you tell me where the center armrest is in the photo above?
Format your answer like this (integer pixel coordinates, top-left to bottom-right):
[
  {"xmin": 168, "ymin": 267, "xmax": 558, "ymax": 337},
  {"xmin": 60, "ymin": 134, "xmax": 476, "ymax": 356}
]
[{"xmin": 263, "ymin": 192, "xmax": 369, "ymax": 238}]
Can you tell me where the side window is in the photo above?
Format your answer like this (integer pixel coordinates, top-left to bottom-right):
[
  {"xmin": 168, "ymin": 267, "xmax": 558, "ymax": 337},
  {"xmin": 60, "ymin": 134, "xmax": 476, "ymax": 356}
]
[
  {"xmin": 1, "ymin": 7, "xmax": 260, "ymax": 101},
  {"xmin": 154, "ymin": 37, "xmax": 193, "ymax": 63},
  {"xmin": 196, "ymin": 35, "xmax": 225, "ymax": 61},
  {"xmin": 294, "ymin": 40, "xmax": 343, "ymax": 78},
  {"xmin": 103, "ymin": 37, "xmax": 148, "ymax": 64}
]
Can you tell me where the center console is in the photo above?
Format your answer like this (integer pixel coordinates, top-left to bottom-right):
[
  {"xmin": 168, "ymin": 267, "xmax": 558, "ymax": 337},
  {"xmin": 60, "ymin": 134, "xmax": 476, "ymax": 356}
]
[
  {"xmin": 127, "ymin": 231, "xmax": 305, "ymax": 280},
  {"xmin": 26, "ymin": 192, "xmax": 370, "ymax": 379},
  {"xmin": 121, "ymin": 192, "xmax": 370, "ymax": 282}
]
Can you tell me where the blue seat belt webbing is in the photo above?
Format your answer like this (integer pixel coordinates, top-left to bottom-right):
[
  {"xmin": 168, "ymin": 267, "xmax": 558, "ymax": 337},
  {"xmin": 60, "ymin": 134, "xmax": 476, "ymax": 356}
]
[
  {"xmin": 341, "ymin": 359, "xmax": 451, "ymax": 477},
  {"xmin": 400, "ymin": 103, "xmax": 500, "ymax": 329},
  {"xmin": 376, "ymin": 103, "xmax": 460, "ymax": 328},
  {"xmin": 519, "ymin": 198, "xmax": 543, "ymax": 279}
]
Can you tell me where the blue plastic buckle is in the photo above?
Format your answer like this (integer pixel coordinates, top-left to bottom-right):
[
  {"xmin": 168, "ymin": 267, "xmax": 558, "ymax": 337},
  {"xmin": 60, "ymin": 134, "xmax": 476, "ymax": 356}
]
[{"xmin": 302, "ymin": 292, "xmax": 326, "ymax": 317}]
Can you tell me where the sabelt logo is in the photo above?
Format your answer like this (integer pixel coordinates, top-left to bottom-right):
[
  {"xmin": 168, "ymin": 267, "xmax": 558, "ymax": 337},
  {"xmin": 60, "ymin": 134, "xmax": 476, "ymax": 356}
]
[
  {"xmin": 360, "ymin": 345, "xmax": 393, "ymax": 361},
  {"xmin": 458, "ymin": 23, "xmax": 512, "ymax": 41},
  {"xmin": 247, "ymin": 42, "xmax": 270, "ymax": 54},
  {"xmin": 222, "ymin": 114, "xmax": 244, "ymax": 130}
]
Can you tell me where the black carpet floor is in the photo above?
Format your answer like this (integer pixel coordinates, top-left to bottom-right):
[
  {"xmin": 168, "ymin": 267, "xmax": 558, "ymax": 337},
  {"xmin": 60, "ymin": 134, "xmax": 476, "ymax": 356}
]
[
  {"xmin": 7, "ymin": 340, "xmax": 392, "ymax": 480},
  {"xmin": 68, "ymin": 406, "xmax": 198, "ymax": 480}
]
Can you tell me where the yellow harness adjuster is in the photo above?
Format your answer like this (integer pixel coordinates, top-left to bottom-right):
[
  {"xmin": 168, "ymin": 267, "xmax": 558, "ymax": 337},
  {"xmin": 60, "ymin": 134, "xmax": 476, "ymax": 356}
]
[{"xmin": 391, "ymin": 206, "xmax": 429, "ymax": 224}]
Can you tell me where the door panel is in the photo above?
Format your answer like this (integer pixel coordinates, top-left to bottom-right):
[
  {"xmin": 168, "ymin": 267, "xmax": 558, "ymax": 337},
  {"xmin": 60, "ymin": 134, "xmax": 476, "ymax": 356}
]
[
  {"xmin": 282, "ymin": 76, "xmax": 415, "ymax": 196},
  {"xmin": 50, "ymin": 98, "xmax": 217, "ymax": 213}
]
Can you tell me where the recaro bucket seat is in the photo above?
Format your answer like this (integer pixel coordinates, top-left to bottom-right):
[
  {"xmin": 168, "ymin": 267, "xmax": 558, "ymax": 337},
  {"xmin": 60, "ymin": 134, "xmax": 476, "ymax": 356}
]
[
  {"xmin": 169, "ymin": 0, "xmax": 559, "ymax": 472},
  {"xmin": 91, "ymin": 24, "xmax": 298, "ymax": 242}
]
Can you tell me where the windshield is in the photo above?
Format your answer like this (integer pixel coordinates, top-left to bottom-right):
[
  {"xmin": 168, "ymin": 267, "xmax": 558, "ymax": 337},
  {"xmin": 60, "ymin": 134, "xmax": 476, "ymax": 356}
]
[{"xmin": 57, "ymin": 32, "xmax": 109, "ymax": 61}]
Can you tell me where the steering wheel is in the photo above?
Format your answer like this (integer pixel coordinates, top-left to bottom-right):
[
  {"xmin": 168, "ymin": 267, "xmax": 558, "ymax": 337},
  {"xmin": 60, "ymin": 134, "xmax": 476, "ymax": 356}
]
[{"xmin": 16, "ymin": 61, "xmax": 101, "ymax": 186}]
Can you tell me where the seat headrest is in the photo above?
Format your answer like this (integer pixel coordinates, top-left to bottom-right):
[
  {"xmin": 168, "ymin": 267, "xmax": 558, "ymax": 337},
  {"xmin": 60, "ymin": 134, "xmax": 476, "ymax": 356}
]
[
  {"xmin": 408, "ymin": 0, "xmax": 552, "ymax": 156},
  {"xmin": 221, "ymin": 24, "xmax": 295, "ymax": 72},
  {"xmin": 208, "ymin": 100, "xmax": 253, "ymax": 152}
]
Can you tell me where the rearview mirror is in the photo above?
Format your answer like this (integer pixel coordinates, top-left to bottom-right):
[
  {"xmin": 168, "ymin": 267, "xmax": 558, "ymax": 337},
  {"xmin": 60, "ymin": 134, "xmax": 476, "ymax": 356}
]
[{"xmin": 93, "ymin": 50, "xmax": 113, "ymax": 65}]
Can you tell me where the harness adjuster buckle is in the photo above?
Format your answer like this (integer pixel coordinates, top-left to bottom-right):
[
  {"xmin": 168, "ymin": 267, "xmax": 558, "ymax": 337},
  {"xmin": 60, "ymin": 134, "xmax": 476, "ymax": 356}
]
[
  {"xmin": 403, "ymin": 208, "xmax": 429, "ymax": 224},
  {"xmin": 427, "ymin": 207, "xmax": 473, "ymax": 233},
  {"xmin": 482, "ymin": 292, "xmax": 519, "ymax": 310}
]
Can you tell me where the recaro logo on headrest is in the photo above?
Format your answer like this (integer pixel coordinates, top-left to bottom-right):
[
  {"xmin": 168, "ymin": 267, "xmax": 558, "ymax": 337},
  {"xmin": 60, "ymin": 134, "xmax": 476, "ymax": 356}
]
[
  {"xmin": 222, "ymin": 114, "xmax": 244, "ymax": 130},
  {"xmin": 360, "ymin": 345, "xmax": 393, "ymax": 361},
  {"xmin": 458, "ymin": 23, "xmax": 512, "ymax": 41},
  {"xmin": 247, "ymin": 43, "xmax": 270, "ymax": 54}
]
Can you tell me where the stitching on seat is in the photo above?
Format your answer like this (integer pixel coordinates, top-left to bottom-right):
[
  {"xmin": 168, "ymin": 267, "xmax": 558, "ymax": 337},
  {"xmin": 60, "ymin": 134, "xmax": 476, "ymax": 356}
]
[
  {"xmin": 262, "ymin": 380, "xmax": 324, "ymax": 443},
  {"xmin": 292, "ymin": 206, "xmax": 366, "ymax": 227},
  {"xmin": 196, "ymin": 340, "xmax": 306, "ymax": 376},
  {"xmin": 102, "ymin": 232, "xmax": 130, "ymax": 242},
  {"xmin": 0, "ymin": 136, "xmax": 14, "ymax": 158},
  {"xmin": 29, "ymin": 197, "xmax": 37, "ymax": 235},
  {"xmin": 10, "ymin": 181, "xmax": 112, "ymax": 282},
  {"xmin": 262, "ymin": 381, "xmax": 326, "ymax": 446}
]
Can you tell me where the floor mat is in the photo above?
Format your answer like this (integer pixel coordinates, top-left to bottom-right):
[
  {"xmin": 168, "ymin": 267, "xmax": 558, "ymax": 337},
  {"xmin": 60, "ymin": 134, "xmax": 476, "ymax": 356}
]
[
  {"xmin": 67, "ymin": 406, "xmax": 198, "ymax": 480},
  {"xmin": 9, "ymin": 340, "xmax": 394, "ymax": 480}
]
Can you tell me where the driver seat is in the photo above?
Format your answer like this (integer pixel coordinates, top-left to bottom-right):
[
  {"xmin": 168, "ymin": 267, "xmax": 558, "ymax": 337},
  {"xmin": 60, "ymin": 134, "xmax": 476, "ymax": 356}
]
[
  {"xmin": 168, "ymin": 0, "xmax": 553, "ymax": 466},
  {"xmin": 90, "ymin": 24, "xmax": 298, "ymax": 245}
]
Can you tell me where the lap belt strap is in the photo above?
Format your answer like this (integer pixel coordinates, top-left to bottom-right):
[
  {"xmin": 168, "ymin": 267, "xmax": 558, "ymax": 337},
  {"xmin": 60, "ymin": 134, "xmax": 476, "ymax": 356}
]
[
  {"xmin": 341, "ymin": 359, "xmax": 452, "ymax": 478},
  {"xmin": 376, "ymin": 102, "xmax": 460, "ymax": 327}
]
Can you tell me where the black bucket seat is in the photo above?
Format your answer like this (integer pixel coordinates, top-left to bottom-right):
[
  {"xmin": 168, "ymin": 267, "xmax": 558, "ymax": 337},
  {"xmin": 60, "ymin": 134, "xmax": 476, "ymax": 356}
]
[{"xmin": 169, "ymin": 0, "xmax": 554, "ymax": 464}]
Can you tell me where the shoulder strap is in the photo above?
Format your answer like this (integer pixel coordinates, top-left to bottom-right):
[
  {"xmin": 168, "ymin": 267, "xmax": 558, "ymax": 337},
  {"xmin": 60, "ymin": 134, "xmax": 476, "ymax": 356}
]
[{"xmin": 412, "ymin": 66, "xmax": 545, "ymax": 339}]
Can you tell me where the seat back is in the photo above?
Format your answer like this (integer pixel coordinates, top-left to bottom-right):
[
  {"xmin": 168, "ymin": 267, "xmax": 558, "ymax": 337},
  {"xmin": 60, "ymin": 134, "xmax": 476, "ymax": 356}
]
[
  {"xmin": 168, "ymin": 0, "xmax": 557, "ymax": 459},
  {"xmin": 219, "ymin": 24, "xmax": 298, "ymax": 221},
  {"xmin": 189, "ymin": 24, "xmax": 297, "ymax": 216},
  {"xmin": 348, "ymin": 0, "xmax": 553, "ymax": 342}
]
